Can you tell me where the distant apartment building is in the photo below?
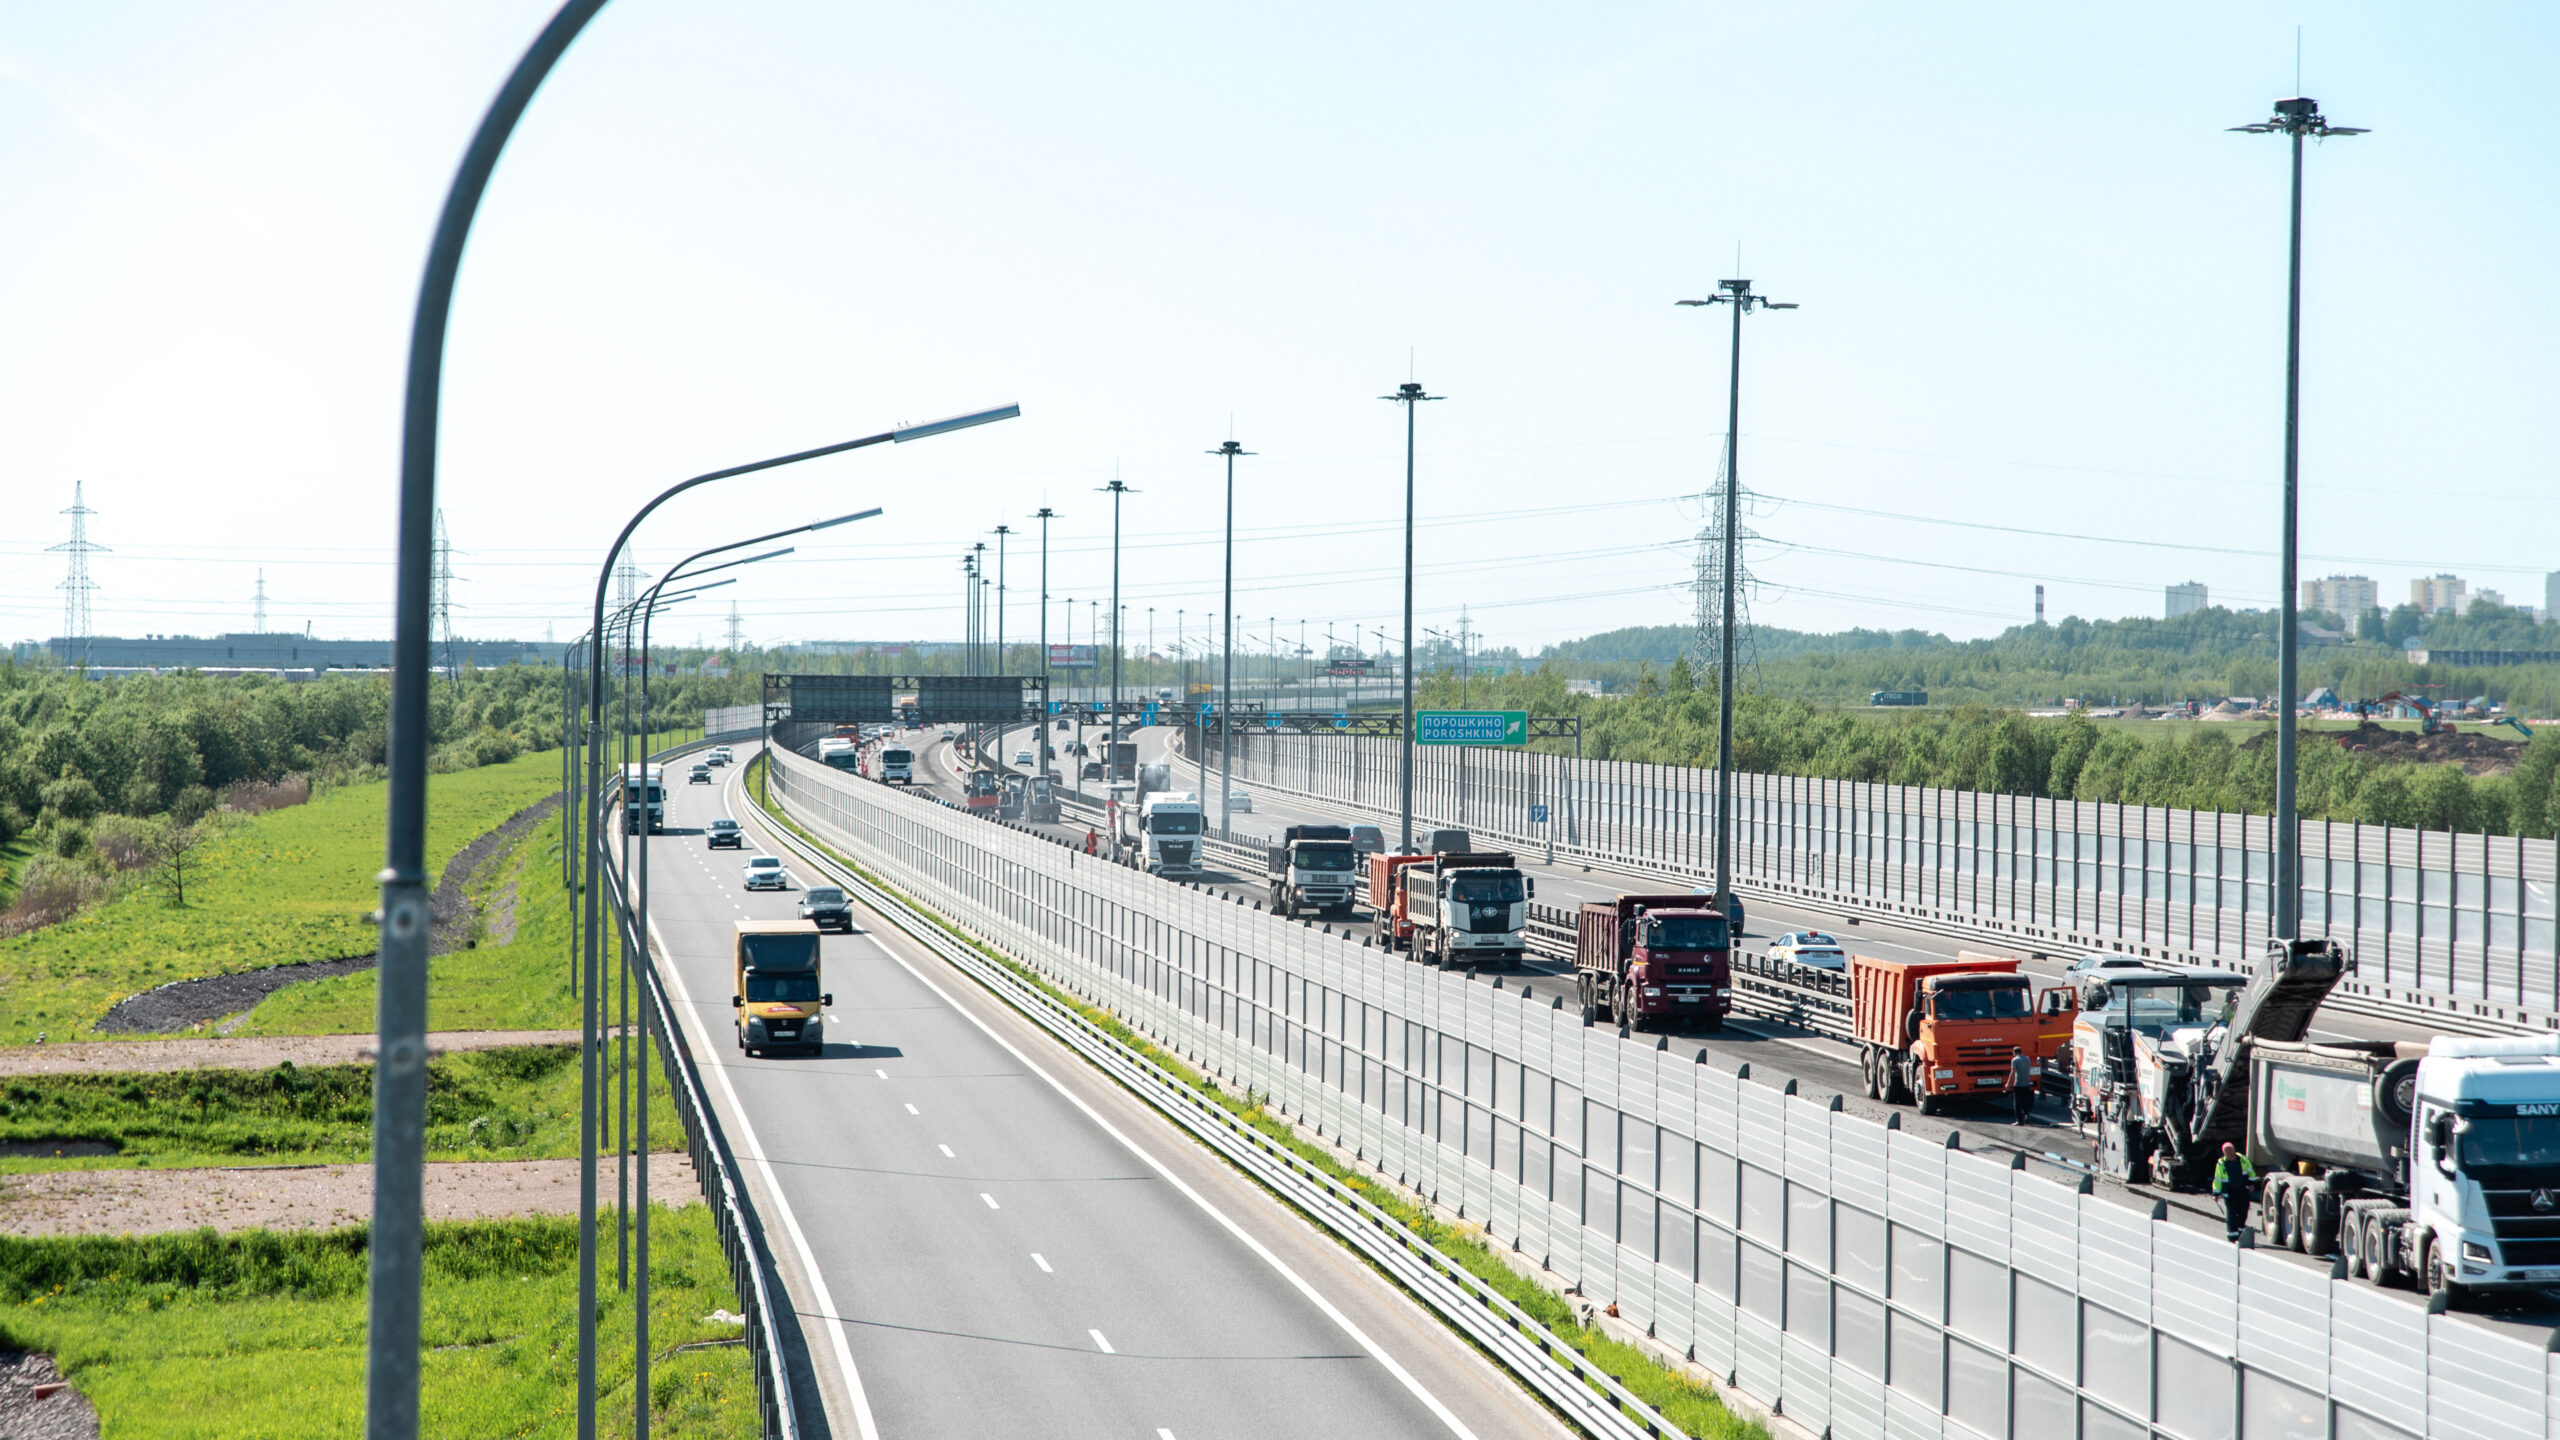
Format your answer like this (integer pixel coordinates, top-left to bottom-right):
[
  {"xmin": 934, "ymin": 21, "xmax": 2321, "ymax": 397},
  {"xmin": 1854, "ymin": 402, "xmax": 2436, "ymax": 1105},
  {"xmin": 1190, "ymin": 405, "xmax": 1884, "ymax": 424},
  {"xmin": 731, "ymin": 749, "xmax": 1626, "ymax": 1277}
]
[
  {"xmin": 2411, "ymin": 573, "xmax": 2468, "ymax": 614},
  {"xmin": 2476, "ymin": 588, "xmax": 2509, "ymax": 611},
  {"xmin": 2165, "ymin": 581, "xmax": 2209, "ymax": 618},
  {"xmin": 2298, "ymin": 574, "xmax": 2378, "ymax": 617}
]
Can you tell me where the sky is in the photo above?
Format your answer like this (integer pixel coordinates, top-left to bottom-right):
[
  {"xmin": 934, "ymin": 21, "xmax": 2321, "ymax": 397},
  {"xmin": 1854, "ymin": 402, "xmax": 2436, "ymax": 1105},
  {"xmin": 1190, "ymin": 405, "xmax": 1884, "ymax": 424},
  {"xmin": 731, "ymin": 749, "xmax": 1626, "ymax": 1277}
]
[{"xmin": 3, "ymin": 2, "xmax": 2555, "ymax": 662}]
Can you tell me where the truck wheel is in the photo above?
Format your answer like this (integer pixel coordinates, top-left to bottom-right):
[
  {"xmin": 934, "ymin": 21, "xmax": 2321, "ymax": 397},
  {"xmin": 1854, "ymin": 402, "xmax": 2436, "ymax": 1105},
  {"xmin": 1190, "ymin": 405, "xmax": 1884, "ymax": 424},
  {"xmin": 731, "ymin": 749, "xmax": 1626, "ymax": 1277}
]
[
  {"xmin": 2299, "ymin": 1186, "xmax": 2336, "ymax": 1256},
  {"xmin": 1859, "ymin": 1049, "xmax": 1880, "ymax": 1100},
  {"xmin": 2423, "ymin": 1236, "xmax": 2461, "ymax": 1307},
  {"xmin": 2341, "ymin": 1210, "xmax": 2371, "ymax": 1279},
  {"xmin": 2362, "ymin": 1216, "xmax": 2401, "ymax": 1287},
  {"xmin": 1577, "ymin": 979, "xmax": 1597, "ymax": 1026},
  {"xmin": 1882, "ymin": 1057, "xmax": 1912, "ymax": 1106},
  {"xmin": 1914, "ymin": 1066, "xmax": 1943, "ymax": 1116},
  {"xmin": 2260, "ymin": 1176, "xmax": 2292, "ymax": 1248}
]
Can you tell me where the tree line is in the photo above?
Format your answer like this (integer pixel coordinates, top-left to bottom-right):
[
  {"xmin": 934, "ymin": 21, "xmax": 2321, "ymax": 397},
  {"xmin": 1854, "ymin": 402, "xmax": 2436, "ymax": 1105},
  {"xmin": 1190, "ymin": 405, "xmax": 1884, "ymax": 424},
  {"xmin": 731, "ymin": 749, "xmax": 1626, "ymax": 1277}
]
[{"xmin": 1416, "ymin": 664, "xmax": 2560, "ymax": 839}]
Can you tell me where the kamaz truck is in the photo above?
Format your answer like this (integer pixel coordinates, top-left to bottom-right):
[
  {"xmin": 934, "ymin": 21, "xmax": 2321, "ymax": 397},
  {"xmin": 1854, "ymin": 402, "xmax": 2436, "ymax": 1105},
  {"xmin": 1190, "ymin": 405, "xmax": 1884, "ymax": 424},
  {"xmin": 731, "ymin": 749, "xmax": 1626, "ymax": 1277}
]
[
  {"xmin": 1266, "ymin": 824, "xmax": 1359, "ymax": 918},
  {"xmin": 1574, "ymin": 895, "xmax": 1733, "ymax": 1033},
  {"xmin": 2247, "ymin": 1032, "xmax": 2560, "ymax": 1303},
  {"xmin": 1398, "ymin": 851, "xmax": 1532, "ymax": 968}
]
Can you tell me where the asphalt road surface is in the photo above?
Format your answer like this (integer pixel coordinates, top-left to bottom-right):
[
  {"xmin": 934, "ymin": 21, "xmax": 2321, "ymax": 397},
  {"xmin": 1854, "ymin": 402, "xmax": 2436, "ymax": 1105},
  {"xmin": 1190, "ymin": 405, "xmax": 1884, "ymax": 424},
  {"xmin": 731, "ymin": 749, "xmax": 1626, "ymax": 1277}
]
[
  {"xmin": 872, "ymin": 722, "xmax": 2560, "ymax": 1340},
  {"xmin": 642, "ymin": 751, "xmax": 1572, "ymax": 1439}
]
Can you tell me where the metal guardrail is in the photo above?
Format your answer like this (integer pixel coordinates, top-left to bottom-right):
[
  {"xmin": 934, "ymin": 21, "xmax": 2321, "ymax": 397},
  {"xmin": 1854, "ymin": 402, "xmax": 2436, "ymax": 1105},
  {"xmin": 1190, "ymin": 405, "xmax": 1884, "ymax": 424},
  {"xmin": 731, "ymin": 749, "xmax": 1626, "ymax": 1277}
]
[
  {"xmin": 605, "ymin": 737, "xmax": 800, "ymax": 1440},
  {"xmin": 746, "ymin": 777, "xmax": 1684, "ymax": 1440}
]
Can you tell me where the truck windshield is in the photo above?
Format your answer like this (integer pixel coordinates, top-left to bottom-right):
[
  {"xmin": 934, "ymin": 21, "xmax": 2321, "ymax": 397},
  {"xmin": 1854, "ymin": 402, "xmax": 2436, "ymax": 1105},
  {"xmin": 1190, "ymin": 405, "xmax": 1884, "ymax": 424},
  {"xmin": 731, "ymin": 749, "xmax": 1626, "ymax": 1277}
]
[
  {"xmin": 1149, "ymin": 812, "xmax": 1203, "ymax": 835},
  {"xmin": 1451, "ymin": 875, "xmax": 1524, "ymax": 905},
  {"xmin": 740, "ymin": 934, "xmax": 819, "ymax": 971},
  {"xmin": 2463, "ymin": 1117, "xmax": 2560, "ymax": 1169},
  {"xmin": 1644, "ymin": 916, "xmax": 1728, "ymax": 951},
  {"xmin": 2111, "ymin": 982, "xmax": 2241, "ymax": 1038},
  {"xmin": 882, "ymin": 750, "xmax": 911, "ymax": 764},
  {"xmin": 745, "ymin": 974, "xmax": 821, "ymax": 1003},
  {"xmin": 1295, "ymin": 844, "xmax": 1355, "ymax": 870},
  {"xmin": 1934, "ymin": 985, "xmax": 2031, "ymax": 1020}
]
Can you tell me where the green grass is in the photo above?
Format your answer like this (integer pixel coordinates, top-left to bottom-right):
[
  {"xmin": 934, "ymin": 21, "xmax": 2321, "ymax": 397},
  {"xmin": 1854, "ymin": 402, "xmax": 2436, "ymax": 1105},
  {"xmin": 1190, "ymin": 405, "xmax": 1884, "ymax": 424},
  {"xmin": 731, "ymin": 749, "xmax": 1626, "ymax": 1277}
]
[
  {"xmin": 0, "ymin": 1044, "xmax": 684, "ymax": 1174},
  {"xmin": 0, "ymin": 753, "xmax": 565, "ymax": 1045},
  {"xmin": 237, "ymin": 807, "xmax": 587, "ymax": 1037},
  {"xmin": 0, "ymin": 1210, "xmax": 760, "ymax": 1439},
  {"xmin": 745, "ymin": 756, "xmax": 1767, "ymax": 1440},
  {"xmin": 0, "ymin": 829, "xmax": 37, "ymax": 909}
]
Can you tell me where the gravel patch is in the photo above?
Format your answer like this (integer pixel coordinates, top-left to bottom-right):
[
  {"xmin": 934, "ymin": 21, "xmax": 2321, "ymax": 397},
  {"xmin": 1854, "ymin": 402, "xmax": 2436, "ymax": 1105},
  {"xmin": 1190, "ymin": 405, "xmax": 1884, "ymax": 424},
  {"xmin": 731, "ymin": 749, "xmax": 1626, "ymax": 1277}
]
[
  {"xmin": 94, "ymin": 794, "xmax": 561, "ymax": 1035},
  {"xmin": 0, "ymin": 1030, "xmax": 585, "ymax": 1078},
  {"xmin": 0, "ymin": 1352, "xmax": 98, "ymax": 1440},
  {"xmin": 0, "ymin": 1154, "xmax": 700, "ymax": 1237}
]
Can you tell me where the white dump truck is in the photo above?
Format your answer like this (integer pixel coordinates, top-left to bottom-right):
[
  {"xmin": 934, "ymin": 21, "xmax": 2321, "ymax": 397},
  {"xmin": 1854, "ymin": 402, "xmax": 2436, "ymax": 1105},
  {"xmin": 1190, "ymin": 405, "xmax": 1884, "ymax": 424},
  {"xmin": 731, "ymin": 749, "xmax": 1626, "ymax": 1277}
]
[{"xmin": 2248, "ymin": 1031, "xmax": 2560, "ymax": 1302}]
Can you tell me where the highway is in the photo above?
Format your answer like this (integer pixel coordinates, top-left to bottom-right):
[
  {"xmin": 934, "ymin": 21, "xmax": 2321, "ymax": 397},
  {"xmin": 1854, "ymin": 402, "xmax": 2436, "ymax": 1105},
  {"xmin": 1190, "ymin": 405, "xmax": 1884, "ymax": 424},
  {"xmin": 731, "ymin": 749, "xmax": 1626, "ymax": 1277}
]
[
  {"xmin": 643, "ymin": 751, "xmax": 1575, "ymax": 1439},
  {"xmin": 879, "ymin": 720, "xmax": 2560, "ymax": 1337}
]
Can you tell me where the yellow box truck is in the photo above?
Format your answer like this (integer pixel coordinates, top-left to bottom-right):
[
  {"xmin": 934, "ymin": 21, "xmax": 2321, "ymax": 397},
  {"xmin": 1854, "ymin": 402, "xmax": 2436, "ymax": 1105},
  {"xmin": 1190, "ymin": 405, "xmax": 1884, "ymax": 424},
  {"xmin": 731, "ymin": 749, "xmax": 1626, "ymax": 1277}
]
[{"xmin": 732, "ymin": 918, "xmax": 829, "ymax": 1056}]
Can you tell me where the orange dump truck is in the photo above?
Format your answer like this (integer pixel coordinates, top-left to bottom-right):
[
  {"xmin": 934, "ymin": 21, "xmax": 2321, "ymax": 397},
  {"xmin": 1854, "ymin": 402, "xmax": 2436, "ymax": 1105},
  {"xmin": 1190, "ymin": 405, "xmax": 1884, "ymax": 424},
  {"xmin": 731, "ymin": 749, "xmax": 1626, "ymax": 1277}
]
[{"xmin": 1851, "ymin": 955, "xmax": 2074, "ymax": 1114}]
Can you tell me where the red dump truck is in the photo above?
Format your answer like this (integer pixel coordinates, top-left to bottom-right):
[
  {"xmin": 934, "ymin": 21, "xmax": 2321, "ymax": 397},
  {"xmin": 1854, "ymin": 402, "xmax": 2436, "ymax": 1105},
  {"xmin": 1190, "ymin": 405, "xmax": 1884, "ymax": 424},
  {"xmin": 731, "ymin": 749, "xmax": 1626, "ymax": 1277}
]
[
  {"xmin": 1573, "ymin": 895, "xmax": 1733, "ymax": 1032},
  {"xmin": 1851, "ymin": 955, "xmax": 2074, "ymax": 1115}
]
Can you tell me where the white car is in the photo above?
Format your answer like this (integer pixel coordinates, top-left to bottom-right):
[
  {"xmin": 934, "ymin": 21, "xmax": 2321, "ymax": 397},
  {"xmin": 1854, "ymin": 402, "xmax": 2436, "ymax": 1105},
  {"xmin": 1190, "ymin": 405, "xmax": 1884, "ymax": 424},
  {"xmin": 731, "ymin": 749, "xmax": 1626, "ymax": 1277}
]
[
  {"xmin": 708, "ymin": 747, "xmax": 734, "ymax": 766},
  {"xmin": 1767, "ymin": 930, "xmax": 1848, "ymax": 971},
  {"xmin": 1014, "ymin": 749, "xmax": 1034, "ymax": 765},
  {"xmin": 2065, "ymin": 952, "xmax": 2149, "ymax": 979},
  {"xmin": 742, "ymin": 855, "xmax": 789, "ymax": 891},
  {"xmin": 1226, "ymin": 789, "xmax": 1253, "ymax": 814}
]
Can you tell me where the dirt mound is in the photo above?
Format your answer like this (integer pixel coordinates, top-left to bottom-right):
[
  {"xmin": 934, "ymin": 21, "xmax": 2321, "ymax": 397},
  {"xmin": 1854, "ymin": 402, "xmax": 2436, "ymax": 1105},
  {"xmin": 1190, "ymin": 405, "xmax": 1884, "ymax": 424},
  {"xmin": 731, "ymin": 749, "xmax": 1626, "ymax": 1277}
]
[
  {"xmin": 2327, "ymin": 721, "xmax": 2525, "ymax": 775},
  {"xmin": 93, "ymin": 793, "xmax": 560, "ymax": 1034}
]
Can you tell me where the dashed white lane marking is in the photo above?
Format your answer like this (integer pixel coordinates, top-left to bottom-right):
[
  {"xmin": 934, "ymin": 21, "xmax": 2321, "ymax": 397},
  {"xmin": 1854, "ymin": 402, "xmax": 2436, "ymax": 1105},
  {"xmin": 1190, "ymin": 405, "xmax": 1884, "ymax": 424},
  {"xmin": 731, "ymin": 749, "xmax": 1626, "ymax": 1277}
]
[
  {"xmin": 875, "ymin": 1068, "xmax": 889, "ymax": 1079},
  {"xmin": 1032, "ymin": 1253, "xmax": 1053, "ymax": 1273},
  {"xmin": 1158, "ymin": 1430, "xmax": 1178, "ymax": 1440},
  {"xmin": 938, "ymin": 1144, "xmax": 955, "ymax": 1158},
  {"xmin": 905, "ymin": 1103, "xmax": 920, "ymax": 1116},
  {"xmin": 980, "ymin": 1192, "xmax": 1001, "ymax": 1210},
  {"xmin": 1089, "ymin": 1329, "xmax": 1115, "ymax": 1354}
]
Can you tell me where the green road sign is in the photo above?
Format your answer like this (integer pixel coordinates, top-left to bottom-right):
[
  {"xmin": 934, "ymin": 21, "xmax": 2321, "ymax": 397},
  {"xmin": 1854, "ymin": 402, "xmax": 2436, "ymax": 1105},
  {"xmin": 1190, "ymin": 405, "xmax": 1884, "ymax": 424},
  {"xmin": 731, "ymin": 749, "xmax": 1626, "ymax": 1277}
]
[{"xmin": 1414, "ymin": 710, "xmax": 1528, "ymax": 746}]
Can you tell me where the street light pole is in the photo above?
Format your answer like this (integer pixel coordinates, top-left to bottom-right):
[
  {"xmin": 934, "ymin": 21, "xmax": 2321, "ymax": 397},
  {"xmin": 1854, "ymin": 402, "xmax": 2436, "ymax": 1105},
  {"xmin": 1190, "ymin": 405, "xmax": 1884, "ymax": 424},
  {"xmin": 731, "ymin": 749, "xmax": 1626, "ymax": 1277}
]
[
  {"xmin": 376, "ymin": 6, "xmax": 608, "ymax": 1434},
  {"xmin": 972, "ymin": 541, "xmax": 988, "ymax": 676},
  {"xmin": 1379, "ymin": 382, "xmax": 1440, "ymax": 853},
  {"xmin": 573, "ymin": 411, "xmax": 1004, "ymax": 1439},
  {"xmin": 1100, "ymin": 481, "xmax": 1133, "ymax": 775},
  {"xmin": 1679, "ymin": 279, "xmax": 1795, "ymax": 932},
  {"xmin": 1209, "ymin": 439, "xmax": 1252, "ymax": 835},
  {"xmin": 2233, "ymin": 96, "xmax": 2364, "ymax": 943},
  {"xmin": 1036, "ymin": 508, "xmax": 1055, "ymax": 773}
]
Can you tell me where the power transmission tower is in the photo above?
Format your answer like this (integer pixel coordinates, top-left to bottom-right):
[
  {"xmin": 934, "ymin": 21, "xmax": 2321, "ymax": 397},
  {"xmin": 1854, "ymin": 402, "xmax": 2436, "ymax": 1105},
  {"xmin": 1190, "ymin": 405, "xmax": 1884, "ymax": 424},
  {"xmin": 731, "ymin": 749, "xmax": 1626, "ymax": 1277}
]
[
  {"xmin": 50, "ymin": 481, "xmax": 105, "ymax": 662},
  {"xmin": 253, "ymin": 569, "xmax": 268, "ymax": 632},
  {"xmin": 432, "ymin": 509, "xmax": 458, "ymax": 684},
  {"xmin": 613, "ymin": 554, "xmax": 639, "ymax": 673},
  {"xmin": 1688, "ymin": 444, "xmax": 1760, "ymax": 692},
  {"xmin": 725, "ymin": 602, "xmax": 743, "ymax": 653}
]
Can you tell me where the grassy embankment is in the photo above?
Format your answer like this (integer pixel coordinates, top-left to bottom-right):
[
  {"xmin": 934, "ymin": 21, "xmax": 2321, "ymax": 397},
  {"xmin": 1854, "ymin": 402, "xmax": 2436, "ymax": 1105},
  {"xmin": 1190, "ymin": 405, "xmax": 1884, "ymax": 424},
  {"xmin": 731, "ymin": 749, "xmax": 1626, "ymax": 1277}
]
[
  {"xmin": 746, "ymin": 756, "xmax": 1767, "ymax": 1440},
  {"xmin": 0, "ymin": 753, "xmax": 562, "ymax": 1045},
  {"xmin": 0, "ymin": 1043, "xmax": 685, "ymax": 1175},
  {"xmin": 0, "ymin": 1212, "xmax": 760, "ymax": 1440}
]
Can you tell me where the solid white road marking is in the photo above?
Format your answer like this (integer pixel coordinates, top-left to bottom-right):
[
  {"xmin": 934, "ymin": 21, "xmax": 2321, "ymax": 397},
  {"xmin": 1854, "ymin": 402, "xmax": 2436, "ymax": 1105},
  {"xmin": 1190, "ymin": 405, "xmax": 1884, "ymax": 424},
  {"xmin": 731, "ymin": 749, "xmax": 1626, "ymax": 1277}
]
[
  {"xmin": 980, "ymin": 1192, "xmax": 1001, "ymax": 1210},
  {"xmin": 642, "ymin": 908, "xmax": 882, "ymax": 1440},
  {"xmin": 1032, "ymin": 1253, "xmax": 1053, "ymax": 1273},
  {"xmin": 853, "ymin": 928, "xmax": 1481, "ymax": 1440},
  {"xmin": 1089, "ymin": 1329, "xmax": 1115, "ymax": 1354},
  {"xmin": 939, "ymin": 1144, "xmax": 955, "ymax": 1158}
]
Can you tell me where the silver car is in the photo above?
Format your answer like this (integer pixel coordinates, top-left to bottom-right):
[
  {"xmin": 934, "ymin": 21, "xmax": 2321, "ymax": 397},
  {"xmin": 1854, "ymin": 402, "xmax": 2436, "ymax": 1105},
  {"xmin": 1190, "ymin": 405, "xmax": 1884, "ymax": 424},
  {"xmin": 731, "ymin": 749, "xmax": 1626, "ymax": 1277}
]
[{"xmin": 742, "ymin": 855, "xmax": 789, "ymax": 891}]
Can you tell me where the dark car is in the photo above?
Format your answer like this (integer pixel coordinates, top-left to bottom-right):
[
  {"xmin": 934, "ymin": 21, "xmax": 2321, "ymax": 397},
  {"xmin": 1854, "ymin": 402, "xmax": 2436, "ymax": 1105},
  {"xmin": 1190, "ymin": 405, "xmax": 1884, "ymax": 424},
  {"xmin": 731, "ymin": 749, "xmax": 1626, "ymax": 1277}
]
[
  {"xmin": 797, "ymin": 885, "xmax": 853, "ymax": 931},
  {"xmin": 707, "ymin": 818, "xmax": 745, "ymax": 849},
  {"xmin": 1081, "ymin": 761, "xmax": 1105, "ymax": 781}
]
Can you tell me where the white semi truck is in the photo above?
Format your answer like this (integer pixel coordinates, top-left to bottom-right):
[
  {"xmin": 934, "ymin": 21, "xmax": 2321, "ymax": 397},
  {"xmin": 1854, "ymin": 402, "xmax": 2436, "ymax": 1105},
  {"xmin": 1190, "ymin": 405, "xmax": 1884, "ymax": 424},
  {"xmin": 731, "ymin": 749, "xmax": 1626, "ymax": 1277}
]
[
  {"xmin": 1117, "ymin": 792, "xmax": 1206, "ymax": 876},
  {"xmin": 1265, "ymin": 824, "xmax": 1359, "ymax": 917},
  {"xmin": 2249, "ymin": 1032, "xmax": 2560, "ymax": 1302}
]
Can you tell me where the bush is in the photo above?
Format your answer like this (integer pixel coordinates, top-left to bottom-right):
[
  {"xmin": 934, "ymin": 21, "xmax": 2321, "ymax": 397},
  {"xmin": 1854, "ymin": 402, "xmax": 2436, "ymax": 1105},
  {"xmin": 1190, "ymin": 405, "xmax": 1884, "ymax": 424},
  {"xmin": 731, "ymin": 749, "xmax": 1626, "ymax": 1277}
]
[
  {"xmin": 0, "ymin": 854, "xmax": 109, "ymax": 938},
  {"xmin": 40, "ymin": 771, "xmax": 102, "ymax": 822}
]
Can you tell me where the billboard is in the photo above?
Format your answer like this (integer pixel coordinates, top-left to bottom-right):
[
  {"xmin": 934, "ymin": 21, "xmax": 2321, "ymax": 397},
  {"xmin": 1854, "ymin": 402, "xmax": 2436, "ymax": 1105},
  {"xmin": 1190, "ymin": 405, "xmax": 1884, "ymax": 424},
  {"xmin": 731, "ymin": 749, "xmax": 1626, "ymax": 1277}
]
[
  {"xmin": 1048, "ymin": 644, "xmax": 1097, "ymax": 669},
  {"xmin": 1325, "ymin": 655, "xmax": 1373, "ymax": 676}
]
